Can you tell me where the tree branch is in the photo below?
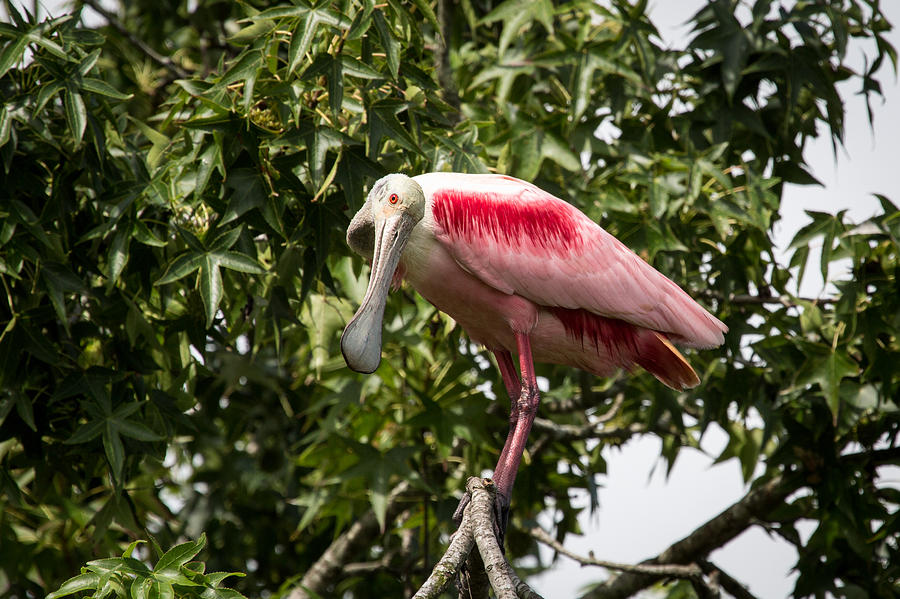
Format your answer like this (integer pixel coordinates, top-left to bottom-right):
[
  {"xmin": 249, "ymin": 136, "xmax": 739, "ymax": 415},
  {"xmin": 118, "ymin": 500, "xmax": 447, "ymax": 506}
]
[
  {"xmin": 529, "ymin": 526, "xmax": 703, "ymax": 579},
  {"xmin": 698, "ymin": 560, "xmax": 759, "ymax": 599},
  {"xmin": 80, "ymin": 0, "xmax": 189, "ymax": 79},
  {"xmin": 412, "ymin": 516, "xmax": 475, "ymax": 599},
  {"xmin": 531, "ymin": 418, "xmax": 645, "ymax": 443},
  {"xmin": 699, "ymin": 289, "xmax": 837, "ymax": 309},
  {"xmin": 287, "ymin": 481, "xmax": 417, "ymax": 599},
  {"xmin": 468, "ymin": 480, "xmax": 517, "ymax": 599},
  {"xmin": 434, "ymin": 0, "xmax": 460, "ymax": 116},
  {"xmin": 414, "ymin": 478, "xmax": 545, "ymax": 599},
  {"xmin": 581, "ymin": 473, "xmax": 799, "ymax": 599}
]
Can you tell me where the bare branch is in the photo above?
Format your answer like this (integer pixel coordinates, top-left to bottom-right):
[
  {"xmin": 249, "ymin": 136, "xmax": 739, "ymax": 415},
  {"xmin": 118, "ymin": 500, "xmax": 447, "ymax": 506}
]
[
  {"xmin": 581, "ymin": 473, "xmax": 799, "ymax": 599},
  {"xmin": 504, "ymin": 562, "xmax": 546, "ymax": 599},
  {"xmin": 698, "ymin": 289, "xmax": 837, "ymax": 309},
  {"xmin": 698, "ymin": 560, "xmax": 759, "ymax": 599},
  {"xmin": 529, "ymin": 526, "xmax": 703, "ymax": 579},
  {"xmin": 413, "ymin": 520, "xmax": 475, "ymax": 599},
  {"xmin": 531, "ymin": 418, "xmax": 645, "ymax": 443},
  {"xmin": 288, "ymin": 481, "xmax": 417, "ymax": 599}
]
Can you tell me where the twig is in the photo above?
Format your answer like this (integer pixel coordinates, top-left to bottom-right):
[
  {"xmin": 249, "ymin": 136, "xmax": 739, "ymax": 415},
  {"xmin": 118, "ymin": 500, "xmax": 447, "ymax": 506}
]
[
  {"xmin": 529, "ymin": 526, "xmax": 703, "ymax": 579},
  {"xmin": 594, "ymin": 393, "xmax": 626, "ymax": 424},
  {"xmin": 80, "ymin": 0, "xmax": 189, "ymax": 79},
  {"xmin": 531, "ymin": 418, "xmax": 647, "ymax": 443},
  {"xmin": 699, "ymin": 289, "xmax": 838, "ymax": 309}
]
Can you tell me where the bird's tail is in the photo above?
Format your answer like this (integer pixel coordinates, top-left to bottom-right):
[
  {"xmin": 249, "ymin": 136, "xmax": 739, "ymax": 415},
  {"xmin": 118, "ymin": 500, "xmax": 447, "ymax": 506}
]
[{"xmin": 634, "ymin": 331, "xmax": 700, "ymax": 390}]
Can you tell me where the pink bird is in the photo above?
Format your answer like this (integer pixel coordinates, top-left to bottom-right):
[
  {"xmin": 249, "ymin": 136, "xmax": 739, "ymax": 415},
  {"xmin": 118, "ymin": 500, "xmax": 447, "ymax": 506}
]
[{"xmin": 341, "ymin": 172, "xmax": 727, "ymax": 530}]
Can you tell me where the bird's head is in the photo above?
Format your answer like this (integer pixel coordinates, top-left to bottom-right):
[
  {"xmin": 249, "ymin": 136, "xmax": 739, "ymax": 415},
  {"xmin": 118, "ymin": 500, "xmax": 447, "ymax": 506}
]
[{"xmin": 341, "ymin": 173, "xmax": 426, "ymax": 374}]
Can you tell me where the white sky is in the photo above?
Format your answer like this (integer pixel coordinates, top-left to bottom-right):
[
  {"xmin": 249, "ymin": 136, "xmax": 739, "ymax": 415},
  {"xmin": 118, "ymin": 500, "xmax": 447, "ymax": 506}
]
[{"xmin": 4, "ymin": 1, "xmax": 898, "ymax": 597}]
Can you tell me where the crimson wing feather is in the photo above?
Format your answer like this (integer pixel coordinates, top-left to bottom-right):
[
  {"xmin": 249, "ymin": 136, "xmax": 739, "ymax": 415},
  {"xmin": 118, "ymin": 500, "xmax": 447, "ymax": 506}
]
[{"xmin": 414, "ymin": 172, "xmax": 727, "ymax": 348}]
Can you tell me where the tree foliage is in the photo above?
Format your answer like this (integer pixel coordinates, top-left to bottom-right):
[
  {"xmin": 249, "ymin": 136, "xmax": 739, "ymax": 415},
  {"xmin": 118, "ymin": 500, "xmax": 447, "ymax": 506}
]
[{"xmin": 0, "ymin": 0, "xmax": 897, "ymax": 597}]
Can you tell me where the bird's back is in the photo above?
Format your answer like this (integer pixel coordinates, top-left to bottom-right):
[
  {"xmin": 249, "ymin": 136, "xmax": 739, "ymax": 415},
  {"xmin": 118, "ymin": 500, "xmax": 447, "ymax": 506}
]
[{"xmin": 414, "ymin": 172, "xmax": 727, "ymax": 350}]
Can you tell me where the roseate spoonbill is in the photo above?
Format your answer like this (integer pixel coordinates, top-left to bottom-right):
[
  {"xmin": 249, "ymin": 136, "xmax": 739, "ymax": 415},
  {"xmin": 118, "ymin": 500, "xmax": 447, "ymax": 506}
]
[{"xmin": 341, "ymin": 172, "xmax": 727, "ymax": 531}]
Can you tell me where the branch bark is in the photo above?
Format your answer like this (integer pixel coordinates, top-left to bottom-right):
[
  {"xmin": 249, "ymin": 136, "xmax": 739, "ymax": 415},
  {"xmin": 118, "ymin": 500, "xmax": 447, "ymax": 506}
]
[
  {"xmin": 413, "ymin": 477, "xmax": 545, "ymax": 599},
  {"xmin": 287, "ymin": 481, "xmax": 416, "ymax": 599}
]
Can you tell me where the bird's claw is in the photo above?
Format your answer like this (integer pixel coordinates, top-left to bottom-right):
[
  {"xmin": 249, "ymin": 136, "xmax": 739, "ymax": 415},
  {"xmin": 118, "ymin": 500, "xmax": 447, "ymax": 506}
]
[{"xmin": 452, "ymin": 491, "xmax": 471, "ymax": 525}]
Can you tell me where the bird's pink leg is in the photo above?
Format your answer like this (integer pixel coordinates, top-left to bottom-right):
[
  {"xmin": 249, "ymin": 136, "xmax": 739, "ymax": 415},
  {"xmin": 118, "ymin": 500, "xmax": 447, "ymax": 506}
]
[
  {"xmin": 453, "ymin": 349, "xmax": 521, "ymax": 526},
  {"xmin": 491, "ymin": 332, "xmax": 540, "ymax": 506},
  {"xmin": 492, "ymin": 349, "xmax": 522, "ymax": 476}
]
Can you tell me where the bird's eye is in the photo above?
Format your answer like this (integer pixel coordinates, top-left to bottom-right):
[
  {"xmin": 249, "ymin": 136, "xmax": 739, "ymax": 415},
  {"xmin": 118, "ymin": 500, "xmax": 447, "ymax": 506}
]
[{"xmin": 389, "ymin": 193, "xmax": 399, "ymax": 204}]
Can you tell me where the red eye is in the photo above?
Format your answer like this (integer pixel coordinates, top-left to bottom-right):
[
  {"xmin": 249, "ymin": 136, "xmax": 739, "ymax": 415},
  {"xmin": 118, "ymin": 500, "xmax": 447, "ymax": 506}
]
[{"xmin": 389, "ymin": 193, "xmax": 399, "ymax": 204}]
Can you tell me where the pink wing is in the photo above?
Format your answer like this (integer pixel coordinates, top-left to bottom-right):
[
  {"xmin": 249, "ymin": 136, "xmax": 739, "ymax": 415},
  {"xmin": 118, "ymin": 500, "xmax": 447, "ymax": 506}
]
[{"xmin": 413, "ymin": 172, "xmax": 727, "ymax": 348}]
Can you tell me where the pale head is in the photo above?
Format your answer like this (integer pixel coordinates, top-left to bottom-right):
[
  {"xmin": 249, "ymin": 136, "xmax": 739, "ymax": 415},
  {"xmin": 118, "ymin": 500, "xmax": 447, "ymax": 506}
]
[{"xmin": 341, "ymin": 173, "xmax": 426, "ymax": 373}]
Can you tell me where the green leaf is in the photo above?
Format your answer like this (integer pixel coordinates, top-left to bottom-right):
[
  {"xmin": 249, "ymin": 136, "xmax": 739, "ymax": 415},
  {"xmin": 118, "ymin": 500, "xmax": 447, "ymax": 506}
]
[
  {"xmin": 155, "ymin": 534, "xmax": 206, "ymax": 572},
  {"xmin": 800, "ymin": 349, "xmax": 860, "ymax": 424},
  {"xmin": 205, "ymin": 571, "xmax": 246, "ymax": 587},
  {"xmin": 409, "ymin": 0, "xmax": 440, "ymax": 31},
  {"xmin": 373, "ymin": 11, "xmax": 399, "ymax": 78},
  {"xmin": 103, "ymin": 421, "xmax": 125, "ymax": 481},
  {"xmin": 368, "ymin": 102, "xmax": 419, "ymax": 156},
  {"xmin": 195, "ymin": 142, "xmax": 224, "ymax": 199},
  {"xmin": 133, "ymin": 219, "xmax": 167, "ymax": 247},
  {"xmin": 13, "ymin": 390, "xmax": 35, "ymax": 431},
  {"xmin": 215, "ymin": 251, "xmax": 265, "ymax": 275},
  {"xmin": 76, "ymin": 49, "xmax": 102, "ymax": 76},
  {"xmin": 216, "ymin": 47, "xmax": 263, "ymax": 89},
  {"xmin": 65, "ymin": 418, "xmax": 106, "ymax": 445},
  {"xmin": 339, "ymin": 56, "xmax": 383, "ymax": 80},
  {"xmin": 223, "ymin": 168, "xmax": 267, "ymax": 224},
  {"xmin": 131, "ymin": 576, "xmax": 150, "ymax": 599},
  {"xmin": 0, "ymin": 35, "xmax": 28, "ymax": 80},
  {"xmin": 541, "ymin": 132, "xmax": 580, "ymax": 172},
  {"xmin": 328, "ymin": 55, "xmax": 343, "ymax": 116},
  {"xmin": 123, "ymin": 540, "xmax": 146, "ymax": 558},
  {"xmin": 156, "ymin": 253, "xmax": 203, "ymax": 285},
  {"xmin": 64, "ymin": 88, "xmax": 87, "ymax": 146},
  {"xmin": 198, "ymin": 255, "xmax": 223, "ymax": 327},
  {"xmin": 0, "ymin": 104, "xmax": 10, "ymax": 148},
  {"xmin": 46, "ymin": 571, "xmax": 101, "ymax": 599},
  {"xmin": 284, "ymin": 6, "xmax": 352, "ymax": 74},
  {"xmin": 82, "ymin": 77, "xmax": 134, "ymax": 100},
  {"xmin": 146, "ymin": 577, "xmax": 174, "ymax": 599},
  {"xmin": 108, "ymin": 225, "xmax": 130, "ymax": 286},
  {"xmin": 114, "ymin": 417, "xmax": 164, "ymax": 442}
]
